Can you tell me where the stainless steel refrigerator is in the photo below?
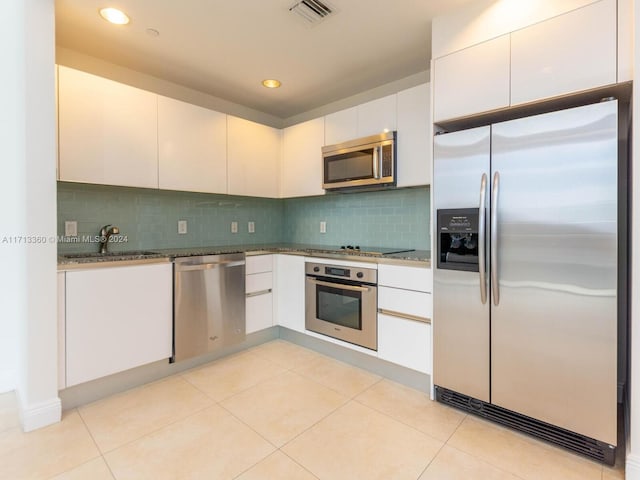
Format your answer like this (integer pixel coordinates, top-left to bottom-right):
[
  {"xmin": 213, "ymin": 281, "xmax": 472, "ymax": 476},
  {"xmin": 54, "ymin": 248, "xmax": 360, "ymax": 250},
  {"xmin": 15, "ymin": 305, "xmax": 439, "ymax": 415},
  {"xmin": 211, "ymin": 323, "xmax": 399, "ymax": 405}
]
[{"xmin": 433, "ymin": 99, "xmax": 621, "ymax": 464}]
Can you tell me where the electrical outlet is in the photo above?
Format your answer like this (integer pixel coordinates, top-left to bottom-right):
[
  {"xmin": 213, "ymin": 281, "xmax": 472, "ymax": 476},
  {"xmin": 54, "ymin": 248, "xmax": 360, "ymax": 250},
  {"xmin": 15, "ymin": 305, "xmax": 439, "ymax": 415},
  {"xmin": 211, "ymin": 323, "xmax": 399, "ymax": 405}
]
[
  {"xmin": 178, "ymin": 220, "xmax": 187, "ymax": 234},
  {"xmin": 248, "ymin": 221, "xmax": 255, "ymax": 233},
  {"xmin": 64, "ymin": 220, "xmax": 78, "ymax": 237},
  {"xmin": 320, "ymin": 221, "xmax": 326, "ymax": 233},
  {"xmin": 231, "ymin": 221, "xmax": 238, "ymax": 233}
]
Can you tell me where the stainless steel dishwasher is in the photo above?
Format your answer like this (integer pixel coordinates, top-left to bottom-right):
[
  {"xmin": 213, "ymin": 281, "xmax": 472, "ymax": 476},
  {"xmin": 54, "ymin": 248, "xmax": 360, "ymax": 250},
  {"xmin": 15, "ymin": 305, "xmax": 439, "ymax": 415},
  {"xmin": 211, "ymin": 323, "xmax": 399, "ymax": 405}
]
[{"xmin": 173, "ymin": 253, "xmax": 246, "ymax": 362}]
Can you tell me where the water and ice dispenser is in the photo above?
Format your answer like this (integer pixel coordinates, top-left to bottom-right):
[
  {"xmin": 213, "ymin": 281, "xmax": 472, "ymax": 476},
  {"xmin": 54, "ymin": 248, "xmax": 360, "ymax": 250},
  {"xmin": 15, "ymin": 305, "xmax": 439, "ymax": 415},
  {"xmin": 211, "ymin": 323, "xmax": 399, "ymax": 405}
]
[{"xmin": 437, "ymin": 208, "xmax": 480, "ymax": 272}]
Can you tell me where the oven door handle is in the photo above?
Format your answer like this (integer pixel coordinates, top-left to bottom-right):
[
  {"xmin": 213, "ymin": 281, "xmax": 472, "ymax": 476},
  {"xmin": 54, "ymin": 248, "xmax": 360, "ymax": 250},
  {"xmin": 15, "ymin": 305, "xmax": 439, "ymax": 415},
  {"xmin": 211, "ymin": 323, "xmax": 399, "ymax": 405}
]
[{"xmin": 307, "ymin": 278, "xmax": 372, "ymax": 292}]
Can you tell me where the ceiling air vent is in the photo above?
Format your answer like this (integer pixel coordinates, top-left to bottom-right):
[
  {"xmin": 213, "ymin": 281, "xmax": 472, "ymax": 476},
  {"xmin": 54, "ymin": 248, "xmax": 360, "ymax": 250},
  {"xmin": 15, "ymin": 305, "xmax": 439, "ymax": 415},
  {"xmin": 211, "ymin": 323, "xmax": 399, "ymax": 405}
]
[{"xmin": 289, "ymin": 0, "xmax": 335, "ymax": 25}]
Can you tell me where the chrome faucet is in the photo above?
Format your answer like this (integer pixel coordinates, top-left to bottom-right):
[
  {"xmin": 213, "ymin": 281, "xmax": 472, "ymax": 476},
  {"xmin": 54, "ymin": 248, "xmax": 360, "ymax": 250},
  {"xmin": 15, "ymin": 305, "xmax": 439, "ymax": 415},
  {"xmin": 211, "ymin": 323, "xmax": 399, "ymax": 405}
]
[{"xmin": 99, "ymin": 224, "xmax": 120, "ymax": 254}]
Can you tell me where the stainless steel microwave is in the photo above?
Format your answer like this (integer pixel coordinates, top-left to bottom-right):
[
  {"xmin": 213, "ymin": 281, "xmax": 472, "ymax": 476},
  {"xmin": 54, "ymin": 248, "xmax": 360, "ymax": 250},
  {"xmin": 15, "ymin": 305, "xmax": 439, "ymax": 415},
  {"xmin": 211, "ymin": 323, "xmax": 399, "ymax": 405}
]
[{"xmin": 322, "ymin": 131, "xmax": 396, "ymax": 191}]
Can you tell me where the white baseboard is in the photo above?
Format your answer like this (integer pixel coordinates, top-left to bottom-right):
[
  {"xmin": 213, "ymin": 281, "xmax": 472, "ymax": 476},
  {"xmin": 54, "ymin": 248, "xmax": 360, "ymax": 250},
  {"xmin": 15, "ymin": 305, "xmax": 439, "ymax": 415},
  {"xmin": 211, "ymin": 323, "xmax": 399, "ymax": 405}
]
[
  {"xmin": 0, "ymin": 369, "xmax": 15, "ymax": 394},
  {"xmin": 626, "ymin": 452, "xmax": 640, "ymax": 480},
  {"xmin": 19, "ymin": 397, "xmax": 61, "ymax": 432}
]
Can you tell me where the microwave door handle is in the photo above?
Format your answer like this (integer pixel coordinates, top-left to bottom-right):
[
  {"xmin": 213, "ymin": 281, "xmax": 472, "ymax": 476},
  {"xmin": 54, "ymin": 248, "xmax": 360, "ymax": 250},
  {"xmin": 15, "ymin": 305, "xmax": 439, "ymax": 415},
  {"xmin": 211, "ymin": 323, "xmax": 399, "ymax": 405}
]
[{"xmin": 372, "ymin": 146, "xmax": 382, "ymax": 179}]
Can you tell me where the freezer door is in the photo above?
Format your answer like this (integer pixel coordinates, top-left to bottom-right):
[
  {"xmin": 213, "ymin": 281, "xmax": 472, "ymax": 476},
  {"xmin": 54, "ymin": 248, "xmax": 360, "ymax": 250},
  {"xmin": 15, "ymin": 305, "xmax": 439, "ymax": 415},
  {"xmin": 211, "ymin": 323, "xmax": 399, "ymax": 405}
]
[
  {"xmin": 433, "ymin": 126, "xmax": 491, "ymax": 402},
  {"xmin": 490, "ymin": 101, "xmax": 618, "ymax": 444}
]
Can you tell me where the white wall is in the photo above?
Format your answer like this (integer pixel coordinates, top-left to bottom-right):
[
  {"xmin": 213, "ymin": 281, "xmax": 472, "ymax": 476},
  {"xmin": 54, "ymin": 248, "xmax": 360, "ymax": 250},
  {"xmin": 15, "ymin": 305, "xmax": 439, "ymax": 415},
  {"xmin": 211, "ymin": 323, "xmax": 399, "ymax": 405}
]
[
  {"xmin": 0, "ymin": 1, "xmax": 25, "ymax": 394},
  {"xmin": 627, "ymin": 3, "xmax": 640, "ymax": 477},
  {"xmin": 1, "ymin": 0, "xmax": 60, "ymax": 431}
]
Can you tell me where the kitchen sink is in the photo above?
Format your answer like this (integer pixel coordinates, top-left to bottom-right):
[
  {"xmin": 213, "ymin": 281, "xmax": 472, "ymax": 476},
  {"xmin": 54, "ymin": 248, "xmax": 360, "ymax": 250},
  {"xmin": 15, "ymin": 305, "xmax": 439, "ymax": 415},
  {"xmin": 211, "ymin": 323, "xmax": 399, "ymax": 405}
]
[{"xmin": 61, "ymin": 250, "xmax": 160, "ymax": 259}]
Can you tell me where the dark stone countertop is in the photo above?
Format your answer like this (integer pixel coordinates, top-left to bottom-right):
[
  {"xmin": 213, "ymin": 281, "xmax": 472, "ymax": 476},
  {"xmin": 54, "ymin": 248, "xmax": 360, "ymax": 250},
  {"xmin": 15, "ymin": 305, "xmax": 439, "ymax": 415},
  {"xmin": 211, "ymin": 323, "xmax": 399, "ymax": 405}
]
[{"xmin": 58, "ymin": 243, "xmax": 431, "ymax": 269}]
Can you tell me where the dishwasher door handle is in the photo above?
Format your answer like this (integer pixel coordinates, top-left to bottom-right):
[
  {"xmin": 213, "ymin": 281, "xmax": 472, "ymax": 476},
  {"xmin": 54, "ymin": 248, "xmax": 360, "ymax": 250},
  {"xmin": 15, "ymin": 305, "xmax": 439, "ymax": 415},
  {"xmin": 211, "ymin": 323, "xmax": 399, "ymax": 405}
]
[{"xmin": 177, "ymin": 260, "xmax": 245, "ymax": 272}]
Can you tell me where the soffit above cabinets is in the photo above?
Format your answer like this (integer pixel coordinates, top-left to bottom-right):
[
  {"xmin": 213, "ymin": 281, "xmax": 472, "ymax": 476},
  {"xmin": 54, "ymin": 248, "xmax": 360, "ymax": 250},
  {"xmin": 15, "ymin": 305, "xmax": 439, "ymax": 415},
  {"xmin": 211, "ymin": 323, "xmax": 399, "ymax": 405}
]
[{"xmin": 55, "ymin": 0, "xmax": 476, "ymax": 119}]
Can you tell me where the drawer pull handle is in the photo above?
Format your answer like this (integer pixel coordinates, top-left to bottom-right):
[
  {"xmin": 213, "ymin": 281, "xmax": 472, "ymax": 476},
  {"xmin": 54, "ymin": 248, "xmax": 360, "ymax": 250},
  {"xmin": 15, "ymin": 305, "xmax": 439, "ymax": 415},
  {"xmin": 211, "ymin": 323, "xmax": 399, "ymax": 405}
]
[
  {"xmin": 378, "ymin": 308, "xmax": 431, "ymax": 324},
  {"xmin": 245, "ymin": 288, "xmax": 272, "ymax": 298}
]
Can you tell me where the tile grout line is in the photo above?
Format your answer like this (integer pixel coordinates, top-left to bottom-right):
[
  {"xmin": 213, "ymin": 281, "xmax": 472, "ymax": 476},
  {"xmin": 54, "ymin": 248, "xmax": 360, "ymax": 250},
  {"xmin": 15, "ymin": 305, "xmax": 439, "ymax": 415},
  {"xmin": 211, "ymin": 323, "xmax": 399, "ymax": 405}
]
[
  {"xmin": 85, "ymin": 399, "xmax": 217, "ymax": 457},
  {"xmin": 277, "ymin": 397, "xmax": 364, "ymax": 452},
  {"xmin": 350, "ymin": 380, "xmax": 460, "ymax": 447},
  {"xmin": 278, "ymin": 449, "xmax": 322, "ymax": 480},
  {"xmin": 444, "ymin": 443, "xmax": 529, "ymax": 480},
  {"xmin": 75, "ymin": 408, "xmax": 118, "ymax": 480}
]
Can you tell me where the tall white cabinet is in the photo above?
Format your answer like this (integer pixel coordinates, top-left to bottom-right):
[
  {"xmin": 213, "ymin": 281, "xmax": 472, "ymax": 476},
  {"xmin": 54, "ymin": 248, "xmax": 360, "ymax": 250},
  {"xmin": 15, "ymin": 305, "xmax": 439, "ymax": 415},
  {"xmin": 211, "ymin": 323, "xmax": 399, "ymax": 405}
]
[
  {"xmin": 158, "ymin": 96, "xmax": 227, "ymax": 194},
  {"xmin": 397, "ymin": 83, "xmax": 432, "ymax": 187},
  {"xmin": 57, "ymin": 66, "xmax": 159, "ymax": 189},
  {"xmin": 281, "ymin": 117, "xmax": 326, "ymax": 198},
  {"xmin": 227, "ymin": 116, "xmax": 281, "ymax": 198}
]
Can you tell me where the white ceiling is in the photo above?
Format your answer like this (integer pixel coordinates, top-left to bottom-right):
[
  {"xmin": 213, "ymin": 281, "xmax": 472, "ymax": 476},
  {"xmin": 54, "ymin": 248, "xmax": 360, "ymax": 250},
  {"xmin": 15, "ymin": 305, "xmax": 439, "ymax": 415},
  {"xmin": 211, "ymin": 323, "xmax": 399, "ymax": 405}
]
[{"xmin": 55, "ymin": 0, "xmax": 476, "ymax": 119}]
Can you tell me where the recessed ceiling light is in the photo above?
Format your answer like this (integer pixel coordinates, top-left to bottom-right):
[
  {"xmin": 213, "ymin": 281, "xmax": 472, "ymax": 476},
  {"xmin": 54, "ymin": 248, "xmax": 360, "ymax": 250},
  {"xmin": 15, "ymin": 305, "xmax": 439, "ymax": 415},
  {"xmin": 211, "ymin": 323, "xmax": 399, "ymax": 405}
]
[
  {"xmin": 99, "ymin": 7, "xmax": 130, "ymax": 25},
  {"xmin": 146, "ymin": 28, "xmax": 160, "ymax": 37},
  {"xmin": 262, "ymin": 79, "xmax": 282, "ymax": 89}
]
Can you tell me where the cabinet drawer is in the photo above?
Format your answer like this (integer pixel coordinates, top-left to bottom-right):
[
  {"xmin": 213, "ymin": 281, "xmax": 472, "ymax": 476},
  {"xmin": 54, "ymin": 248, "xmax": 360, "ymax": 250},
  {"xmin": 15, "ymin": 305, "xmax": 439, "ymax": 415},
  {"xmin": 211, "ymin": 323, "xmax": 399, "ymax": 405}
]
[
  {"xmin": 378, "ymin": 286, "xmax": 431, "ymax": 321},
  {"xmin": 246, "ymin": 271, "xmax": 272, "ymax": 294},
  {"xmin": 378, "ymin": 313, "xmax": 431, "ymax": 374},
  {"xmin": 246, "ymin": 292, "xmax": 273, "ymax": 334},
  {"xmin": 246, "ymin": 254, "xmax": 273, "ymax": 274},
  {"xmin": 378, "ymin": 264, "xmax": 432, "ymax": 292}
]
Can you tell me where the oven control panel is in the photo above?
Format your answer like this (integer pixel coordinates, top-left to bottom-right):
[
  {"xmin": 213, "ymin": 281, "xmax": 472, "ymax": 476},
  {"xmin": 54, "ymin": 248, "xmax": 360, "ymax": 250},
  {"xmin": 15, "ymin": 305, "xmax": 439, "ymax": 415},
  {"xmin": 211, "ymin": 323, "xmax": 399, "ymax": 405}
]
[{"xmin": 305, "ymin": 262, "xmax": 377, "ymax": 284}]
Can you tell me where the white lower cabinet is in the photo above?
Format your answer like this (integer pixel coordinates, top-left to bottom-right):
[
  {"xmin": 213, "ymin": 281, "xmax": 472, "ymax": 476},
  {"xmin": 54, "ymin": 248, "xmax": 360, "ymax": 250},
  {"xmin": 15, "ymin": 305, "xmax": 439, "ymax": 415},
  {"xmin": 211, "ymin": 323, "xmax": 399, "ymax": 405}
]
[
  {"xmin": 274, "ymin": 254, "xmax": 306, "ymax": 332},
  {"xmin": 64, "ymin": 263, "xmax": 173, "ymax": 387},
  {"xmin": 57, "ymin": 272, "xmax": 66, "ymax": 390},
  {"xmin": 245, "ymin": 255, "xmax": 274, "ymax": 334},
  {"xmin": 377, "ymin": 264, "xmax": 432, "ymax": 374},
  {"xmin": 378, "ymin": 312, "xmax": 431, "ymax": 374}
]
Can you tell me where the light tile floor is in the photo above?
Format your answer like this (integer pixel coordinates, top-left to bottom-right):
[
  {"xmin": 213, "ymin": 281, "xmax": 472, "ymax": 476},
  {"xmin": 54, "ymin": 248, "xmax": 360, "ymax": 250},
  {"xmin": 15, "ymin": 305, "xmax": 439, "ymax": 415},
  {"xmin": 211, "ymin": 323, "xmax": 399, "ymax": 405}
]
[{"xmin": 0, "ymin": 340, "xmax": 626, "ymax": 479}]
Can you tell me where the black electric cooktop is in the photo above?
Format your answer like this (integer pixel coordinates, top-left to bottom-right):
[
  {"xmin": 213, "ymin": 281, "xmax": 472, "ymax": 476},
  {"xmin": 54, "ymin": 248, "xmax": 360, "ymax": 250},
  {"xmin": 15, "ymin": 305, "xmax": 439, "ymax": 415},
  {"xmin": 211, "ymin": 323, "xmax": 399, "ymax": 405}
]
[{"xmin": 338, "ymin": 245, "xmax": 415, "ymax": 256}]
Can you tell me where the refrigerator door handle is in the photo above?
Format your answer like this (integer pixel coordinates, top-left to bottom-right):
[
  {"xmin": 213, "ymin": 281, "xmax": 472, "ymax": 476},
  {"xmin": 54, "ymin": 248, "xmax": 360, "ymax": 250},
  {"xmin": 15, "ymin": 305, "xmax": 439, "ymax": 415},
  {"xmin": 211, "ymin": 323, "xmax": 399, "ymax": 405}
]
[
  {"xmin": 491, "ymin": 171, "xmax": 500, "ymax": 305},
  {"xmin": 478, "ymin": 173, "xmax": 488, "ymax": 304}
]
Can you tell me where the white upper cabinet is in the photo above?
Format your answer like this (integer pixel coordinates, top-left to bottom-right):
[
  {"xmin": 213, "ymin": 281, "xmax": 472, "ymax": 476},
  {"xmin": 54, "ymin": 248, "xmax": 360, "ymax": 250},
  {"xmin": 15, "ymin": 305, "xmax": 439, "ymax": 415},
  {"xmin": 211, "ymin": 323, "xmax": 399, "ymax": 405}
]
[
  {"xmin": 281, "ymin": 117, "xmax": 325, "ymax": 198},
  {"xmin": 58, "ymin": 66, "xmax": 159, "ymax": 189},
  {"xmin": 432, "ymin": 0, "xmax": 619, "ymax": 121},
  {"xmin": 324, "ymin": 106, "xmax": 357, "ymax": 145},
  {"xmin": 433, "ymin": 35, "xmax": 511, "ymax": 122},
  {"xmin": 227, "ymin": 116, "xmax": 281, "ymax": 198},
  {"xmin": 158, "ymin": 96, "xmax": 227, "ymax": 194},
  {"xmin": 356, "ymin": 94, "xmax": 397, "ymax": 137},
  {"xmin": 510, "ymin": 0, "xmax": 617, "ymax": 105},
  {"xmin": 325, "ymin": 96, "xmax": 398, "ymax": 146},
  {"xmin": 396, "ymin": 83, "xmax": 431, "ymax": 187}
]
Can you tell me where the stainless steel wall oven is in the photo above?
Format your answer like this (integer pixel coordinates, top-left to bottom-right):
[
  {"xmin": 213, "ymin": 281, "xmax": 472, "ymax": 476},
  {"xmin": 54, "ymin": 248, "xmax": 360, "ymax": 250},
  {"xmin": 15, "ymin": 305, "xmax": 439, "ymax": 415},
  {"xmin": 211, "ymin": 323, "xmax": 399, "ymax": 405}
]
[{"xmin": 305, "ymin": 261, "xmax": 377, "ymax": 350}]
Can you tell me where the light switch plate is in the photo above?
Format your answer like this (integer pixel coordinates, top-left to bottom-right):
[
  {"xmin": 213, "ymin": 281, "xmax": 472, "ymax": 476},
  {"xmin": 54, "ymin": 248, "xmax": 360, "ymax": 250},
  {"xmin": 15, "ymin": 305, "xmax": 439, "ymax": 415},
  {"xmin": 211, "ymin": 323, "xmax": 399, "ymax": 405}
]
[
  {"xmin": 178, "ymin": 220, "xmax": 187, "ymax": 234},
  {"xmin": 320, "ymin": 221, "xmax": 326, "ymax": 233},
  {"xmin": 231, "ymin": 221, "xmax": 238, "ymax": 233},
  {"xmin": 65, "ymin": 220, "xmax": 78, "ymax": 237},
  {"xmin": 248, "ymin": 221, "xmax": 255, "ymax": 233}
]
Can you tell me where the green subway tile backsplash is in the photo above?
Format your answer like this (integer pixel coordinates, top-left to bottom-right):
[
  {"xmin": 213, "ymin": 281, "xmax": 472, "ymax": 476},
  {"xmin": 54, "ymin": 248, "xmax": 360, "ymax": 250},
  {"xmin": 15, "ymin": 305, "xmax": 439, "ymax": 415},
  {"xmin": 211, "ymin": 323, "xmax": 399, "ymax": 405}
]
[
  {"xmin": 57, "ymin": 183, "xmax": 285, "ymax": 253},
  {"xmin": 57, "ymin": 183, "xmax": 430, "ymax": 253},
  {"xmin": 283, "ymin": 187, "xmax": 430, "ymax": 249}
]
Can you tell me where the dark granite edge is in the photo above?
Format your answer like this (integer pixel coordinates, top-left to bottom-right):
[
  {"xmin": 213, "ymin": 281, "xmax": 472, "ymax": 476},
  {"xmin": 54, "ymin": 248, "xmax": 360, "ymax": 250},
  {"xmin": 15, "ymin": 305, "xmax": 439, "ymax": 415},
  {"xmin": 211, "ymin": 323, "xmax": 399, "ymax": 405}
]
[{"xmin": 58, "ymin": 243, "xmax": 431, "ymax": 268}]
